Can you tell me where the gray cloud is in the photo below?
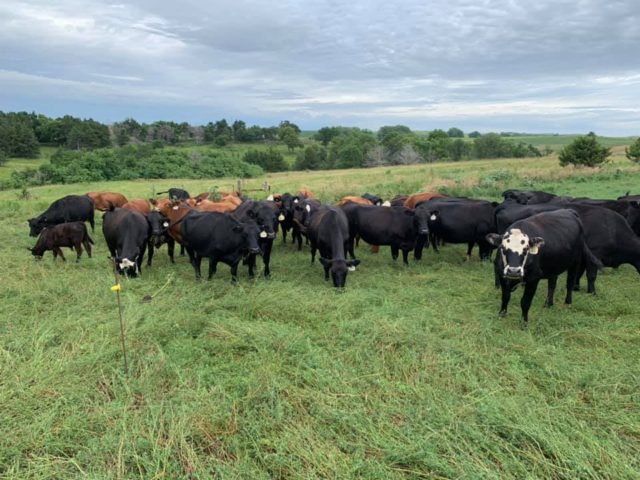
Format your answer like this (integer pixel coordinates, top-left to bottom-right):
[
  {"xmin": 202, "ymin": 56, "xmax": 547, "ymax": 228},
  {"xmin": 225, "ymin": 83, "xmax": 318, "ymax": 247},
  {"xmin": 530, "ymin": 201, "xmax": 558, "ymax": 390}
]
[{"xmin": 0, "ymin": 0, "xmax": 638, "ymax": 134}]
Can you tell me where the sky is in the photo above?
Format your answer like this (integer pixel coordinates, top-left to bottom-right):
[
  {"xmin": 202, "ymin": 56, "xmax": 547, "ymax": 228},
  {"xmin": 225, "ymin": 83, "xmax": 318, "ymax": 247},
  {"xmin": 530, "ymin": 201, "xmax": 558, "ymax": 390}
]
[{"xmin": 1, "ymin": 0, "xmax": 639, "ymax": 135}]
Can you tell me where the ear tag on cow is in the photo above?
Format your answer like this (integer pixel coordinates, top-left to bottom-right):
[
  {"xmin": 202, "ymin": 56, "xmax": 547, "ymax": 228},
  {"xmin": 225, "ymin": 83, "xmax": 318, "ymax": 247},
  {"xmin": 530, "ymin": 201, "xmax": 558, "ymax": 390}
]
[
  {"xmin": 293, "ymin": 198, "xmax": 299, "ymax": 204},
  {"xmin": 348, "ymin": 266, "xmax": 356, "ymax": 272},
  {"xmin": 163, "ymin": 221, "xmax": 169, "ymax": 228},
  {"xmin": 259, "ymin": 231, "xmax": 267, "ymax": 238},
  {"xmin": 266, "ymin": 195, "xmax": 274, "ymax": 201},
  {"xmin": 382, "ymin": 201, "xmax": 391, "ymax": 207},
  {"xmin": 305, "ymin": 204, "xmax": 311, "ymax": 212},
  {"xmin": 172, "ymin": 205, "xmax": 179, "ymax": 210},
  {"xmin": 530, "ymin": 245, "xmax": 539, "ymax": 255},
  {"xmin": 430, "ymin": 214, "xmax": 437, "ymax": 221},
  {"xmin": 278, "ymin": 214, "xmax": 285, "ymax": 221}
]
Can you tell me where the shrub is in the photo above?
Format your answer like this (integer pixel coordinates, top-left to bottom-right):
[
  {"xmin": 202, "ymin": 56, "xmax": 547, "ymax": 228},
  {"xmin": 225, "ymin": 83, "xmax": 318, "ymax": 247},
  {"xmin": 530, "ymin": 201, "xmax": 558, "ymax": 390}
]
[
  {"xmin": 242, "ymin": 148, "xmax": 288, "ymax": 172},
  {"xmin": 625, "ymin": 137, "xmax": 640, "ymax": 163},
  {"xmin": 559, "ymin": 133, "xmax": 611, "ymax": 167}
]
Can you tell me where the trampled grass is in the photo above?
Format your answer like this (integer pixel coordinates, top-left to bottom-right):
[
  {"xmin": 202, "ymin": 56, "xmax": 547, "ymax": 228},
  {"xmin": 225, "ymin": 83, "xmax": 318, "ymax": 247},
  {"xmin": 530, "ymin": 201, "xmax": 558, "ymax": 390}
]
[{"xmin": 1, "ymin": 154, "xmax": 639, "ymax": 478}]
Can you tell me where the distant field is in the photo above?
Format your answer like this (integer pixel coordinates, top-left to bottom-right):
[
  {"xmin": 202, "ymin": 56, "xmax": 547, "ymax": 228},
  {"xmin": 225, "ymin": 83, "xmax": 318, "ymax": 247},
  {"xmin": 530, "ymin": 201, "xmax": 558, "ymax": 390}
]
[
  {"xmin": 505, "ymin": 134, "xmax": 636, "ymax": 151},
  {"xmin": 1, "ymin": 152, "xmax": 639, "ymax": 478},
  {"xmin": 0, "ymin": 146, "xmax": 56, "ymax": 180}
]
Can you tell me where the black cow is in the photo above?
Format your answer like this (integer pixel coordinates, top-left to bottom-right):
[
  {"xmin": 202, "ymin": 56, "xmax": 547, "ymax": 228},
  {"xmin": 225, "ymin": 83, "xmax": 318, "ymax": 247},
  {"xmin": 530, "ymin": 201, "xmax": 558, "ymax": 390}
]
[
  {"xmin": 415, "ymin": 197, "xmax": 497, "ymax": 260},
  {"xmin": 182, "ymin": 212, "xmax": 261, "ymax": 282},
  {"xmin": 233, "ymin": 200, "xmax": 279, "ymax": 277},
  {"xmin": 30, "ymin": 222, "xmax": 93, "ymax": 262},
  {"xmin": 146, "ymin": 209, "xmax": 176, "ymax": 266},
  {"xmin": 340, "ymin": 203, "xmax": 417, "ymax": 265},
  {"xmin": 28, "ymin": 195, "xmax": 95, "ymax": 237},
  {"xmin": 362, "ymin": 193, "xmax": 383, "ymax": 206},
  {"xmin": 157, "ymin": 188, "xmax": 190, "ymax": 201},
  {"xmin": 302, "ymin": 205, "xmax": 359, "ymax": 288},
  {"xmin": 390, "ymin": 195, "xmax": 409, "ymax": 207},
  {"xmin": 618, "ymin": 192, "xmax": 640, "ymax": 203},
  {"xmin": 292, "ymin": 198, "xmax": 321, "ymax": 250},
  {"xmin": 502, "ymin": 189, "xmax": 557, "ymax": 205},
  {"xmin": 102, "ymin": 207, "xmax": 149, "ymax": 277},
  {"xmin": 486, "ymin": 209, "xmax": 602, "ymax": 324},
  {"xmin": 566, "ymin": 198, "xmax": 640, "ymax": 236},
  {"xmin": 273, "ymin": 193, "xmax": 296, "ymax": 244}
]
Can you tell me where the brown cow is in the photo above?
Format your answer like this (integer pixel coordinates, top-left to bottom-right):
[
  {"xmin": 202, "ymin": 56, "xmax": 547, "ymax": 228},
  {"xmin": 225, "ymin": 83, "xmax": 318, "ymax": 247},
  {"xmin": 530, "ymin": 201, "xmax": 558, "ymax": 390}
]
[
  {"xmin": 122, "ymin": 199, "xmax": 151, "ymax": 215},
  {"xmin": 195, "ymin": 198, "xmax": 239, "ymax": 213},
  {"xmin": 158, "ymin": 201, "xmax": 194, "ymax": 246},
  {"xmin": 403, "ymin": 192, "xmax": 446, "ymax": 209},
  {"xmin": 29, "ymin": 221, "xmax": 93, "ymax": 262},
  {"xmin": 298, "ymin": 188, "xmax": 314, "ymax": 199},
  {"xmin": 86, "ymin": 191, "xmax": 128, "ymax": 211},
  {"xmin": 337, "ymin": 196, "xmax": 374, "ymax": 207}
]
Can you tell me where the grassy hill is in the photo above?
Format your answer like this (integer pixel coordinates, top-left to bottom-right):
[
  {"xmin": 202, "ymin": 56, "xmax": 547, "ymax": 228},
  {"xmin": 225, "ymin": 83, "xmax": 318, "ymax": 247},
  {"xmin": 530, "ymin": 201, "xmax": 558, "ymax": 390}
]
[{"xmin": 1, "ymin": 153, "xmax": 639, "ymax": 478}]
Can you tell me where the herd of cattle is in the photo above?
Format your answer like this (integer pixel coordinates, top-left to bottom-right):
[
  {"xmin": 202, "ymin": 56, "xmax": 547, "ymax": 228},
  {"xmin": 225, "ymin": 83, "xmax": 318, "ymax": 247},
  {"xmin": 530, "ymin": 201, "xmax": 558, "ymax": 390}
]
[{"xmin": 25, "ymin": 186, "xmax": 640, "ymax": 323}]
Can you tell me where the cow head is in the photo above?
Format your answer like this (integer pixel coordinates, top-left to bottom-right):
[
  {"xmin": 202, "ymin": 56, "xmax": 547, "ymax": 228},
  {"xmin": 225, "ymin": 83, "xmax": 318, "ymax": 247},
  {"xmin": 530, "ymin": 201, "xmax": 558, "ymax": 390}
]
[
  {"xmin": 319, "ymin": 258, "xmax": 361, "ymax": 288},
  {"xmin": 28, "ymin": 217, "xmax": 46, "ymax": 237},
  {"xmin": 115, "ymin": 255, "xmax": 139, "ymax": 277},
  {"xmin": 413, "ymin": 206, "xmax": 433, "ymax": 235},
  {"xmin": 233, "ymin": 222, "xmax": 261, "ymax": 254},
  {"xmin": 147, "ymin": 210, "xmax": 170, "ymax": 247},
  {"xmin": 486, "ymin": 228, "xmax": 544, "ymax": 279},
  {"xmin": 246, "ymin": 203, "xmax": 277, "ymax": 239},
  {"xmin": 29, "ymin": 230, "xmax": 49, "ymax": 258},
  {"xmin": 293, "ymin": 200, "xmax": 315, "ymax": 230}
]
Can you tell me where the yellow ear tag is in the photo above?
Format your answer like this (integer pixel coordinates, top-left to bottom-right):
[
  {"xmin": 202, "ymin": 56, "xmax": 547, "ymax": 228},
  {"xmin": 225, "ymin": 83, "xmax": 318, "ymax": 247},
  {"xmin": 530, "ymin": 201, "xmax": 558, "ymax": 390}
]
[{"xmin": 110, "ymin": 284, "xmax": 122, "ymax": 292}]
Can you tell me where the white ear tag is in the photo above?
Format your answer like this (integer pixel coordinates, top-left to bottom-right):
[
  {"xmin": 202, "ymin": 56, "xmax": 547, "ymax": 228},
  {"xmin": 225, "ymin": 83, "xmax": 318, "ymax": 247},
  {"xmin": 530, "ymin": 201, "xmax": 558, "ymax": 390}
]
[
  {"xmin": 530, "ymin": 245, "xmax": 539, "ymax": 255},
  {"xmin": 293, "ymin": 198, "xmax": 299, "ymax": 204},
  {"xmin": 172, "ymin": 206, "xmax": 179, "ymax": 210},
  {"xmin": 430, "ymin": 214, "xmax": 437, "ymax": 221},
  {"xmin": 278, "ymin": 214, "xmax": 285, "ymax": 221},
  {"xmin": 163, "ymin": 221, "xmax": 169, "ymax": 228},
  {"xmin": 348, "ymin": 266, "xmax": 356, "ymax": 272},
  {"xmin": 305, "ymin": 204, "xmax": 311, "ymax": 212},
  {"xmin": 382, "ymin": 201, "xmax": 391, "ymax": 207},
  {"xmin": 259, "ymin": 231, "xmax": 267, "ymax": 238}
]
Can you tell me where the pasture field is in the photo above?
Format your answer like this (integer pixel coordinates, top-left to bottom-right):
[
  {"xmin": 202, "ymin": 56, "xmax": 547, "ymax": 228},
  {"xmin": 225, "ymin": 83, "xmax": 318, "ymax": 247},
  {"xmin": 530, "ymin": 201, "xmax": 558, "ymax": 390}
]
[{"xmin": 1, "ymin": 154, "xmax": 640, "ymax": 479}]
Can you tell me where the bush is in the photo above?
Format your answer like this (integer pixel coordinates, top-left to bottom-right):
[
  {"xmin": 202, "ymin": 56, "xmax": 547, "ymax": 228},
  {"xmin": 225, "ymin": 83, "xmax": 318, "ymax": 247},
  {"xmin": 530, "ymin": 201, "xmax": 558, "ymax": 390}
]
[
  {"xmin": 625, "ymin": 137, "xmax": 640, "ymax": 163},
  {"xmin": 295, "ymin": 144, "xmax": 327, "ymax": 170},
  {"xmin": 242, "ymin": 148, "xmax": 288, "ymax": 172},
  {"xmin": 0, "ymin": 149, "xmax": 7, "ymax": 166},
  {"xmin": 559, "ymin": 133, "xmax": 611, "ymax": 167}
]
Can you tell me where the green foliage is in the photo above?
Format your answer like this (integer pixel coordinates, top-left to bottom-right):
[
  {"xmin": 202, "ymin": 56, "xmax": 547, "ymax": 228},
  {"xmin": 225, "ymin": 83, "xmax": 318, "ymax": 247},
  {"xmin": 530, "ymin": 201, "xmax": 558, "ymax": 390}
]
[
  {"xmin": 278, "ymin": 126, "xmax": 303, "ymax": 152},
  {"xmin": 65, "ymin": 120, "xmax": 111, "ymax": 150},
  {"xmin": 313, "ymin": 126, "xmax": 342, "ymax": 146},
  {"xmin": 472, "ymin": 133, "xmax": 541, "ymax": 159},
  {"xmin": 447, "ymin": 127, "xmax": 464, "ymax": 138},
  {"xmin": 0, "ymin": 113, "xmax": 40, "ymax": 158},
  {"xmin": 625, "ymin": 137, "xmax": 640, "ymax": 163},
  {"xmin": 448, "ymin": 138, "xmax": 469, "ymax": 161},
  {"xmin": 468, "ymin": 130, "xmax": 482, "ymax": 138},
  {"xmin": 242, "ymin": 148, "xmax": 288, "ymax": 172},
  {"xmin": 377, "ymin": 125, "xmax": 412, "ymax": 142},
  {"xmin": 559, "ymin": 133, "xmax": 611, "ymax": 167},
  {"xmin": 295, "ymin": 144, "xmax": 327, "ymax": 170},
  {"xmin": 0, "ymin": 149, "xmax": 7, "ymax": 166},
  {"xmin": 328, "ymin": 129, "xmax": 377, "ymax": 168}
]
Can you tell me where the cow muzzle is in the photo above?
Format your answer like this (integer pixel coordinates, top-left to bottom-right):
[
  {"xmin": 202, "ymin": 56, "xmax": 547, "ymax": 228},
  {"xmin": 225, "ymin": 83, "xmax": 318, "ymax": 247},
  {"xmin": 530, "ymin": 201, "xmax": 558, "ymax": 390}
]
[{"xmin": 504, "ymin": 266, "xmax": 524, "ymax": 279}]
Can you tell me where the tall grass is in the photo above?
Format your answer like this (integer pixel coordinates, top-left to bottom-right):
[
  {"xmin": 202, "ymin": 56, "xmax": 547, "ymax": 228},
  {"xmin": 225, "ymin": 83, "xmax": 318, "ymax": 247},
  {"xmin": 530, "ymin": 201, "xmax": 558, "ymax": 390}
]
[{"xmin": 1, "ymin": 154, "xmax": 639, "ymax": 478}]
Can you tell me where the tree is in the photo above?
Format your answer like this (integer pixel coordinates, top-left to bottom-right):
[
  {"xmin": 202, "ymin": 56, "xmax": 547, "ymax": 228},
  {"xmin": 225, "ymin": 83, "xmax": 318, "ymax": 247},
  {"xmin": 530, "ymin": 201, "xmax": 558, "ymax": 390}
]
[
  {"xmin": 468, "ymin": 131, "xmax": 482, "ymax": 138},
  {"xmin": 314, "ymin": 126, "xmax": 341, "ymax": 146},
  {"xmin": 447, "ymin": 127, "xmax": 464, "ymax": 138},
  {"xmin": 279, "ymin": 120, "xmax": 301, "ymax": 134},
  {"xmin": 377, "ymin": 125, "xmax": 412, "ymax": 142},
  {"xmin": 279, "ymin": 126, "xmax": 303, "ymax": 152},
  {"xmin": 0, "ymin": 115, "xmax": 40, "ymax": 157},
  {"xmin": 625, "ymin": 137, "xmax": 640, "ymax": 163},
  {"xmin": 295, "ymin": 144, "xmax": 327, "ymax": 170},
  {"xmin": 448, "ymin": 138, "xmax": 469, "ymax": 161},
  {"xmin": 559, "ymin": 133, "xmax": 611, "ymax": 167},
  {"xmin": 473, "ymin": 133, "xmax": 508, "ymax": 158},
  {"xmin": 232, "ymin": 120, "xmax": 247, "ymax": 142},
  {"xmin": 243, "ymin": 148, "xmax": 288, "ymax": 172}
]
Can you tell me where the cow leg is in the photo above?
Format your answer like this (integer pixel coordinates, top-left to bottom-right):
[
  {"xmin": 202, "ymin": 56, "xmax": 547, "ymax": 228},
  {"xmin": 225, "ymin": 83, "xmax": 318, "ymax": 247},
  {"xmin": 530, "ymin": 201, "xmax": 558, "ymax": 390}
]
[
  {"xmin": 402, "ymin": 249, "xmax": 410, "ymax": 266},
  {"xmin": 230, "ymin": 260, "xmax": 240, "ymax": 283},
  {"xmin": 55, "ymin": 247, "xmax": 66, "ymax": 262},
  {"xmin": 147, "ymin": 240, "xmax": 155, "ymax": 267},
  {"xmin": 465, "ymin": 242, "xmax": 474, "ymax": 260},
  {"xmin": 247, "ymin": 254, "xmax": 256, "ymax": 278},
  {"xmin": 565, "ymin": 264, "xmax": 578, "ymax": 304},
  {"xmin": 281, "ymin": 224, "xmax": 288, "ymax": 243},
  {"xmin": 544, "ymin": 276, "xmax": 558, "ymax": 308},
  {"xmin": 586, "ymin": 264, "xmax": 598, "ymax": 295},
  {"xmin": 391, "ymin": 246, "xmax": 399, "ymax": 261},
  {"xmin": 180, "ymin": 244, "xmax": 185, "ymax": 256},
  {"xmin": 347, "ymin": 237, "xmax": 356, "ymax": 260},
  {"xmin": 520, "ymin": 280, "xmax": 540, "ymax": 325},
  {"xmin": 499, "ymin": 278, "xmax": 512, "ymax": 316},
  {"xmin": 208, "ymin": 257, "xmax": 218, "ymax": 280},
  {"xmin": 323, "ymin": 262, "xmax": 330, "ymax": 281},
  {"xmin": 193, "ymin": 254, "xmax": 203, "ymax": 280},
  {"xmin": 83, "ymin": 238, "xmax": 92, "ymax": 258},
  {"xmin": 166, "ymin": 238, "xmax": 175, "ymax": 264},
  {"xmin": 89, "ymin": 211, "xmax": 95, "ymax": 232},
  {"xmin": 74, "ymin": 242, "xmax": 83, "ymax": 262},
  {"xmin": 414, "ymin": 234, "xmax": 427, "ymax": 261},
  {"xmin": 310, "ymin": 242, "xmax": 317, "ymax": 263},
  {"xmin": 430, "ymin": 233, "xmax": 439, "ymax": 253},
  {"xmin": 137, "ymin": 243, "xmax": 147, "ymax": 275},
  {"xmin": 262, "ymin": 240, "xmax": 273, "ymax": 277}
]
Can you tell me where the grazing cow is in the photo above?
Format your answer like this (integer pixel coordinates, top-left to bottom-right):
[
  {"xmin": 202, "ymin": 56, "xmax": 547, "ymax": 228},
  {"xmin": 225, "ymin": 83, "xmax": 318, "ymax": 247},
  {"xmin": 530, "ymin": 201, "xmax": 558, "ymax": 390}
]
[
  {"xmin": 122, "ymin": 198, "xmax": 151, "ymax": 215},
  {"xmin": 565, "ymin": 198, "xmax": 640, "ymax": 236},
  {"xmin": 404, "ymin": 191, "xmax": 446, "ymax": 209},
  {"xmin": 302, "ymin": 205, "xmax": 360, "ymax": 288},
  {"xmin": 415, "ymin": 197, "xmax": 498, "ymax": 260},
  {"xmin": 362, "ymin": 193, "xmax": 384, "ymax": 206},
  {"xmin": 233, "ymin": 200, "xmax": 279, "ymax": 277},
  {"xmin": 501, "ymin": 189, "xmax": 557, "ymax": 205},
  {"xmin": 340, "ymin": 204, "xmax": 418, "ymax": 265},
  {"xmin": 30, "ymin": 222, "xmax": 93, "ymax": 262},
  {"xmin": 146, "ymin": 209, "xmax": 176, "ymax": 266},
  {"xmin": 28, "ymin": 195, "xmax": 95, "ymax": 237},
  {"xmin": 102, "ymin": 207, "xmax": 149, "ymax": 277},
  {"xmin": 390, "ymin": 195, "xmax": 409, "ymax": 207},
  {"xmin": 486, "ymin": 209, "xmax": 602, "ymax": 324},
  {"xmin": 182, "ymin": 212, "xmax": 261, "ymax": 282},
  {"xmin": 157, "ymin": 188, "xmax": 190, "ymax": 201},
  {"xmin": 86, "ymin": 191, "xmax": 128, "ymax": 211}
]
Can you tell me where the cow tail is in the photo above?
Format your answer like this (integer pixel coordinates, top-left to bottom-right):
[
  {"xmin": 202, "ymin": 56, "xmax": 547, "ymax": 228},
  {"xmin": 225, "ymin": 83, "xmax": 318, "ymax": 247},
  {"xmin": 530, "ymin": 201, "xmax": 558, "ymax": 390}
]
[
  {"xmin": 582, "ymin": 239, "xmax": 603, "ymax": 272},
  {"xmin": 106, "ymin": 201, "xmax": 116, "ymax": 212}
]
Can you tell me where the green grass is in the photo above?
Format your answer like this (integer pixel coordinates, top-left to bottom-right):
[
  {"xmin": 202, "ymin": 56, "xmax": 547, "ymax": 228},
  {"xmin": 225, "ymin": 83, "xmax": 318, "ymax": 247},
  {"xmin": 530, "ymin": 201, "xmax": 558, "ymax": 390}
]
[
  {"xmin": 1, "ymin": 154, "xmax": 640, "ymax": 478},
  {"xmin": 0, "ymin": 146, "xmax": 57, "ymax": 180}
]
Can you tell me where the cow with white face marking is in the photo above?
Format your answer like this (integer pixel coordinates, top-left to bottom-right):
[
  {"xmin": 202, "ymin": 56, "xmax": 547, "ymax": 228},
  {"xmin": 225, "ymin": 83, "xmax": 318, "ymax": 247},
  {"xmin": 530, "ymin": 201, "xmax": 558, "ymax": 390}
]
[
  {"xmin": 486, "ymin": 209, "xmax": 602, "ymax": 324},
  {"xmin": 102, "ymin": 206, "xmax": 150, "ymax": 277}
]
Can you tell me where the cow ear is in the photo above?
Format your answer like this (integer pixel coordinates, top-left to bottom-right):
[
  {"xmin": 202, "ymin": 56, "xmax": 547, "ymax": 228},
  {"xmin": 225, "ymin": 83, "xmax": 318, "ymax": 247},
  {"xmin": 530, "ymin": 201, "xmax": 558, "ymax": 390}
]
[
  {"xmin": 347, "ymin": 259, "xmax": 361, "ymax": 267},
  {"xmin": 319, "ymin": 257, "xmax": 330, "ymax": 267},
  {"xmin": 486, "ymin": 233, "xmax": 502, "ymax": 247},
  {"xmin": 529, "ymin": 237, "xmax": 545, "ymax": 254}
]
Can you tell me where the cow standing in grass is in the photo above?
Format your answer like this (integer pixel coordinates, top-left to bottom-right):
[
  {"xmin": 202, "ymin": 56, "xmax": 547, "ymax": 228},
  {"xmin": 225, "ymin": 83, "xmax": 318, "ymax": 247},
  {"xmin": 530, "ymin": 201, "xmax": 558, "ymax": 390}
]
[{"xmin": 30, "ymin": 222, "xmax": 93, "ymax": 262}]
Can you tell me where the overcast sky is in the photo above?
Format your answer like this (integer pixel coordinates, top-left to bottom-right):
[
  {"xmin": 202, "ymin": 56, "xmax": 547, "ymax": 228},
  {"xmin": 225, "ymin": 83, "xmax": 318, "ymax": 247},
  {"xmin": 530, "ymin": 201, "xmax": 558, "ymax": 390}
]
[{"xmin": 1, "ymin": 0, "xmax": 639, "ymax": 134}]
